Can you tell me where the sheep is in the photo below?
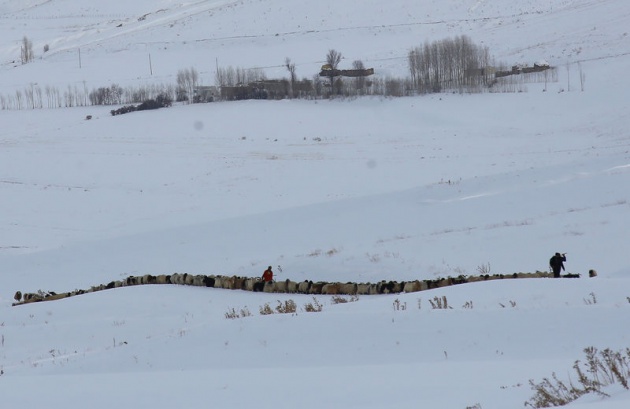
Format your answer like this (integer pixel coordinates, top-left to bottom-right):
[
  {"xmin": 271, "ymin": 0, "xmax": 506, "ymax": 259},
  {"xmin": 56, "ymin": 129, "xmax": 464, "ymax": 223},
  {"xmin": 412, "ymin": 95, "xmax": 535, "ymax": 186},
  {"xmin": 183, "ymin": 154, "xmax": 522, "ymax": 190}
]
[
  {"xmin": 192, "ymin": 275, "xmax": 207, "ymax": 287},
  {"xmin": 202, "ymin": 276, "xmax": 216, "ymax": 288},
  {"xmin": 141, "ymin": 274, "xmax": 157, "ymax": 284},
  {"xmin": 377, "ymin": 281, "xmax": 400, "ymax": 294},
  {"xmin": 253, "ymin": 280, "xmax": 265, "ymax": 292},
  {"xmin": 297, "ymin": 280, "xmax": 312, "ymax": 294},
  {"xmin": 90, "ymin": 284, "xmax": 106, "ymax": 292},
  {"xmin": 286, "ymin": 280, "xmax": 299, "ymax": 293},
  {"xmin": 308, "ymin": 281, "xmax": 325, "ymax": 295},
  {"xmin": 183, "ymin": 274, "xmax": 195, "ymax": 286},
  {"xmin": 44, "ymin": 292, "xmax": 72, "ymax": 302},
  {"xmin": 231, "ymin": 276, "xmax": 245, "ymax": 290},
  {"xmin": 23, "ymin": 293, "xmax": 43, "ymax": 303},
  {"xmin": 403, "ymin": 281, "xmax": 421, "ymax": 293},
  {"xmin": 243, "ymin": 277, "xmax": 257, "ymax": 292},
  {"xmin": 156, "ymin": 275, "xmax": 171, "ymax": 284},
  {"xmin": 356, "ymin": 283, "xmax": 371, "ymax": 295},
  {"xmin": 124, "ymin": 276, "xmax": 139, "ymax": 286},
  {"xmin": 368, "ymin": 284, "xmax": 381, "ymax": 295},
  {"xmin": 339, "ymin": 282, "xmax": 358, "ymax": 295},
  {"xmin": 434, "ymin": 278, "xmax": 453, "ymax": 289},
  {"xmin": 321, "ymin": 282, "xmax": 341, "ymax": 295},
  {"xmin": 273, "ymin": 279, "xmax": 289, "ymax": 293},
  {"xmin": 220, "ymin": 276, "xmax": 236, "ymax": 290}
]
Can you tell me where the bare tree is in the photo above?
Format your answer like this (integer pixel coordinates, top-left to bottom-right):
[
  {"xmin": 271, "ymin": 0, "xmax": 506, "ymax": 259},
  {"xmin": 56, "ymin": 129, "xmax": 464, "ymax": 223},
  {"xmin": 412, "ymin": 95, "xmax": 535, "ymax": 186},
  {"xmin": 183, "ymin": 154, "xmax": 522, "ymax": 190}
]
[
  {"xmin": 326, "ymin": 49, "xmax": 342, "ymax": 69},
  {"xmin": 20, "ymin": 36, "xmax": 34, "ymax": 64},
  {"xmin": 285, "ymin": 57, "xmax": 297, "ymax": 98},
  {"xmin": 352, "ymin": 60, "xmax": 366, "ymax": 94},
  {"xmin": 325, "ymin": 49, "xmax": 342, "ymax": 95},
  {"xmin": 177, "ymin": 67, "xmax": 199, "ymax": 104}
]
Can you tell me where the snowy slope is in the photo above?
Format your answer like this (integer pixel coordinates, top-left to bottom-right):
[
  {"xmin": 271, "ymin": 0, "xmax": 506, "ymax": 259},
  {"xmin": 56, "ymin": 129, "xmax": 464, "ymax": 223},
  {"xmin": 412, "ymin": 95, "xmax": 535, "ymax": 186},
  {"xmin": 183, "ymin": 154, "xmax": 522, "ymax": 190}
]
[{"xmin": 1, "ymin": 1, "xmax": 630, "ymax": 408}]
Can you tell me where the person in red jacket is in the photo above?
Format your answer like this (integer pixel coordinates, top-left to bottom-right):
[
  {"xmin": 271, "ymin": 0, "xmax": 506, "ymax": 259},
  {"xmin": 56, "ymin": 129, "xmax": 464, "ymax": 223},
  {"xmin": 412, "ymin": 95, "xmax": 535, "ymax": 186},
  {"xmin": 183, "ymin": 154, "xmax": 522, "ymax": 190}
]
[{"xmin": 262, "ymin": 266, "xmax": 274, "ymax": 282}]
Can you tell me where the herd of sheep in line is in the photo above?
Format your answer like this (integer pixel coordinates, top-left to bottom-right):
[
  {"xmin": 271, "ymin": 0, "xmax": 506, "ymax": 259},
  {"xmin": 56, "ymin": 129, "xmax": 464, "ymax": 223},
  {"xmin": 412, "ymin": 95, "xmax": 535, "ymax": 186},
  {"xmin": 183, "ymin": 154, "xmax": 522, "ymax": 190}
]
[{"xmin": 10, "ymin": 270, "xmax": 580, "ymax": 307}]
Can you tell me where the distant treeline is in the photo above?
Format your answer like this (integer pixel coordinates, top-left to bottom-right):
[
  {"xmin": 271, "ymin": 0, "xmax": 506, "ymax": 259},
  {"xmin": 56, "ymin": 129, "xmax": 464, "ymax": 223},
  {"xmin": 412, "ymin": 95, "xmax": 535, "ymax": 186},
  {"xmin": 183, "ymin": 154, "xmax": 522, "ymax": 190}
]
[{"xmin": 0, "ymin": 35, "xmax": 558, "ymax": 110}]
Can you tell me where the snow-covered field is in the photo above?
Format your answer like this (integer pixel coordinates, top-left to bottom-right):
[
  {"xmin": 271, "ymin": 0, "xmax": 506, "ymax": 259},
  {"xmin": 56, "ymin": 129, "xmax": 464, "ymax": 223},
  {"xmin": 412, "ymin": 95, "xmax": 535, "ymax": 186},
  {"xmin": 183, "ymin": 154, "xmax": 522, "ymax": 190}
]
[{"xmin": 1, "ymin": 1, "xmax": 629, "ymax": 407}]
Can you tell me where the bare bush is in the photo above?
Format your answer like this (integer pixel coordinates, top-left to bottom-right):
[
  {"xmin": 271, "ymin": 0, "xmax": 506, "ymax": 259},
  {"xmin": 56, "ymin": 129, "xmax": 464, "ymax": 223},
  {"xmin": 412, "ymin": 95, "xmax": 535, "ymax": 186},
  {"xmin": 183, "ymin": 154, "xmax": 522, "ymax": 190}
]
[
  {"xmin": 225, "ymin": 307, "xmax": 252, "ymax": 319},
  {"xmin": 275, "ymin": 299, "xmax": 297, "ymax": 314},
  {"xmin": 477, "ymin": 262, "xmax": 491, "ymax": 275},
  {"xmin": 303, "ymin": 297, "xmax": 323, "ymax": 312},
  {"xmin": 392, "ymin": 299, "xmax": 407, "ymax": 311},
  {"xmin": 259, "ymin": 303, "xmax": 274, "ymax": 315},
  {"xmin": 525, "ymin": 347, "xmax": 630, "ymax": 408},
  {"xmin": 584, "ymin": 292, "xmax": 597, "ymax": 305},
  {"xmin": 331, "ymin": 295, "xmax": 359, "ymax": 304},
  {"xmin": 429, "ymin": 295, "xmax": 450, "ymax": 309}
]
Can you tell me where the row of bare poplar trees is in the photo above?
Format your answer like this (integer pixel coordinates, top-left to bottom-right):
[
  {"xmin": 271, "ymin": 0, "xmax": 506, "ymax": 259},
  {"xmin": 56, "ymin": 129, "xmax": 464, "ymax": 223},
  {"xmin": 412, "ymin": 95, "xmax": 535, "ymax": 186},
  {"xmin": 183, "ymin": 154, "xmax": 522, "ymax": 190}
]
[{"xmin": 408, "ymin": 35, "xmax": 493, "ymax": 93}]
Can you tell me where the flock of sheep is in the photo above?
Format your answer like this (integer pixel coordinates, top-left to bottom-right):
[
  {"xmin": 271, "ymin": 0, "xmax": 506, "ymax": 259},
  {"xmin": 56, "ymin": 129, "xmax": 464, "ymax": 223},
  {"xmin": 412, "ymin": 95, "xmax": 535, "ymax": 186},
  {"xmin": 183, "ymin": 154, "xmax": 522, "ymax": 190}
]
[{"xmin": 12, "ymin": 270, "xmax": 571, "ymax": 306}]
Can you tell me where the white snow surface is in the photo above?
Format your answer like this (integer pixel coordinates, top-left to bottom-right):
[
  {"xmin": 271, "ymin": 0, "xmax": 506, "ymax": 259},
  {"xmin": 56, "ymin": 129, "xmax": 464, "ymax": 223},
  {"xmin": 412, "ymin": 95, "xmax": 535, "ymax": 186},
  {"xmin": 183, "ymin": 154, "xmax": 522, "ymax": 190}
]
[{"xmin": 1, "ymin": 0, "xmax": 630, "ymax": 407}]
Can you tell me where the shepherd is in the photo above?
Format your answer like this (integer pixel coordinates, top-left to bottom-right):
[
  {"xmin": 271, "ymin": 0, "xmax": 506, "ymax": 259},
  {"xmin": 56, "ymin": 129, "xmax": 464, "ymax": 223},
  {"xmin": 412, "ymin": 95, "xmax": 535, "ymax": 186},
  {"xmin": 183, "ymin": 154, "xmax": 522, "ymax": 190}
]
[
  {"xmin": 262, "ymin": 266, "xmax": 274, "ymax": 282},
  {"xmin": 549, "ymin": 252, "xmax": 567, "ymax": 278}
]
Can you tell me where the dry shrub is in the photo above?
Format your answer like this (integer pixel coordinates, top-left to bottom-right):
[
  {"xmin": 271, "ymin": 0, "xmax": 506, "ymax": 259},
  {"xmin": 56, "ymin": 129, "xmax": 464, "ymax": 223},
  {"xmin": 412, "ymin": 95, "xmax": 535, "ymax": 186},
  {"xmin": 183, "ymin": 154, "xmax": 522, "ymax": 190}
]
[
  {"xmin": 583, "ymin": 292, "xmax": 597, "ymax": 305},
  {"xmin": 331, "ymin": 295, "xmax": 359, "ymax": 304},
  {"xmin": 392, "ymin": 298, "xmax": 407, "ymax": 311},
  {"xmin": 303, "ymin": 297, "xmax": 323, "ymax": 312},
  {"xmin": 525, "ymin": 347, "xmax": 630, "ymax": 408},
  {"xmin": 429, "ymin": 295, "xmax": 450, "ymax": 309},
  {"xmin": 225, "ymin": 307, "xmax": 252, "ymax": 319},
  {"xmin": 275, "ymin": 299, "xmax": 297, "ymax": 314},
  {"xmin": 259, "ymin": 303, "xmax": 274, "ymax": 315},
  {"xmin": 476, "ymin": 262, "xmax": 491, "ymax": 275}
]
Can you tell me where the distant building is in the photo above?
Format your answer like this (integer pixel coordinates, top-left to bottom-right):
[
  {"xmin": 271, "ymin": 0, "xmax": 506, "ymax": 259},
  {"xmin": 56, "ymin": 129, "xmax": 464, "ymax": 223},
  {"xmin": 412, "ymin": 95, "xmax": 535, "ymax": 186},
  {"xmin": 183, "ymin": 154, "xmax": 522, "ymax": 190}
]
[{"xmin": 193, "ymin": 86, "xmax": 219, "ymax": 103}]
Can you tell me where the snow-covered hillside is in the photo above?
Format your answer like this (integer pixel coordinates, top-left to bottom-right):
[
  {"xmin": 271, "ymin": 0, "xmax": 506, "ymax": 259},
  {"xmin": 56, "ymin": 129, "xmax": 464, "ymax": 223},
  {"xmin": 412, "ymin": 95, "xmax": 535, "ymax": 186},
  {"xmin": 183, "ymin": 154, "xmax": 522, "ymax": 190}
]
[{"xmin": 1, "ymin": 1, "xmax": 629, "ymax": 408}]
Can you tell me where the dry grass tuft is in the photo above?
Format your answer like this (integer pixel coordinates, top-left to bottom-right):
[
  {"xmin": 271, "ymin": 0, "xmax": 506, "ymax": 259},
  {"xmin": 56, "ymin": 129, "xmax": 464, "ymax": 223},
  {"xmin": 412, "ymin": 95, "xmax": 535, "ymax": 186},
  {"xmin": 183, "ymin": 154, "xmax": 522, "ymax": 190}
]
[
  {"xmin": 275, "ymin": 299, "xmax": 297, "ymax": 314},
  {"xmin": 525, "ymin": 347, "xmax": 630, "ymax": 408},
  {"xmin": 303, "ymin": 297, "xmax": 323, "ymax": 312},
  {"xmin": 392, "ymin": 298, "xmax": 407, "ymax": 310},
  {"xmin": 225, "ymin": 307, "xmax": 252, "ymax": 319},
  {"xmin": 331, "ymin": 295, "xmax": 359, "ymax": 304},
  {"xmin": 429, "ymin": 295, "xmax": 450, "ymax": 309}
]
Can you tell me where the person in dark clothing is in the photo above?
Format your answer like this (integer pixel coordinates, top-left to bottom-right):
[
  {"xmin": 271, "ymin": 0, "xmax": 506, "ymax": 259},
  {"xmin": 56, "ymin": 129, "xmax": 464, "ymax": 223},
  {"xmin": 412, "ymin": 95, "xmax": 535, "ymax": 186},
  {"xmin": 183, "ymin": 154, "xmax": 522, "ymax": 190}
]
[{"xmin": 549, "ymin": 252, "xmax": 567, "ymax": 278}]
